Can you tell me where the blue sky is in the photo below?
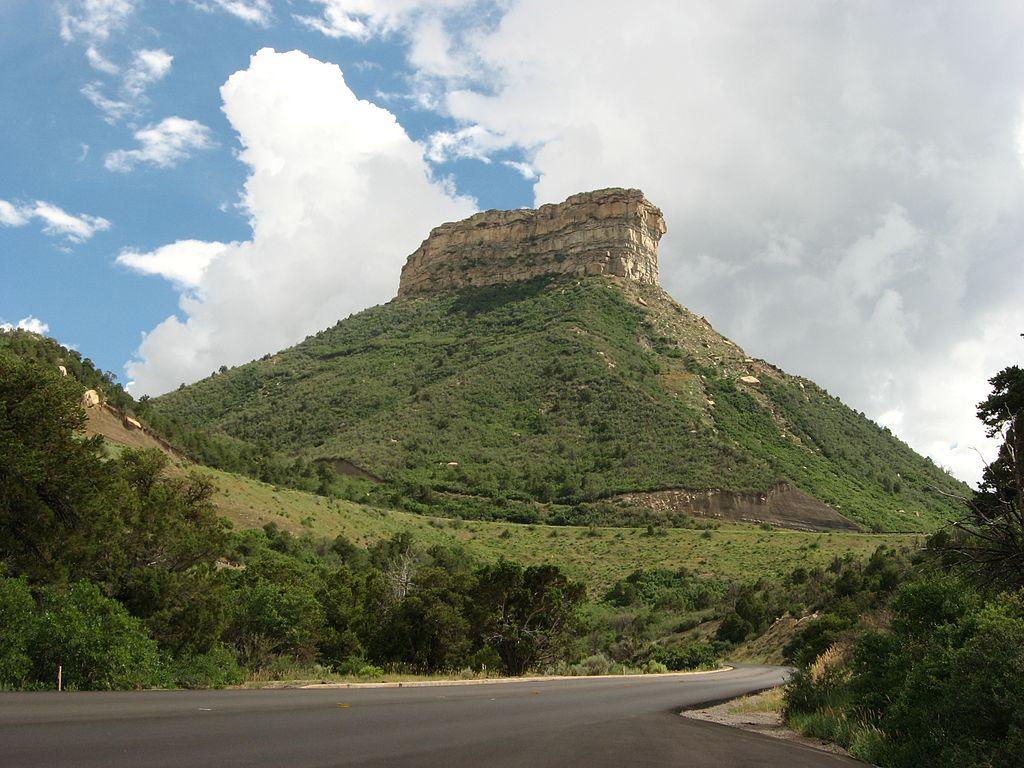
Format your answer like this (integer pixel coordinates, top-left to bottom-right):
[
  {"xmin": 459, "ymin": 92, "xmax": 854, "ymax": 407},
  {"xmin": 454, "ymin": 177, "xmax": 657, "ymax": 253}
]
[
  {"xmin": 3, "ymin": 1, "xmax": 1023, "ymax": 484},
  {"xmin": 1, "ymin": 0, "xmax": 530, "ymax": 383}
]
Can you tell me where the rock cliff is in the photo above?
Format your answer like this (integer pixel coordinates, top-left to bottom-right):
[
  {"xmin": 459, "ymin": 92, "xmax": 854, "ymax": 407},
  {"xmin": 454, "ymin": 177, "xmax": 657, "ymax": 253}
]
[{"xmin": 397, "ymin": 188, "xmax": 666, "ymax": 298}]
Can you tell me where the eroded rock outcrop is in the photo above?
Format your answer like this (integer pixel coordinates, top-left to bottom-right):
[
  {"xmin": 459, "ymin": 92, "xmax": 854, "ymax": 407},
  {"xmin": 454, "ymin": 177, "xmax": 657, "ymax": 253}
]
[{"xmin": 397, "ymin": 188, "xmax": 666, "ymax": 298}]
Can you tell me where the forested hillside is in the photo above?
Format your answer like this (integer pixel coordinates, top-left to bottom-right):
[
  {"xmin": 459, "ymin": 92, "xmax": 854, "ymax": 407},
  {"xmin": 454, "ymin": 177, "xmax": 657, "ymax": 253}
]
[{"xmin": 152, "ymin": 277, "xmax": 966, "ymax": 531}]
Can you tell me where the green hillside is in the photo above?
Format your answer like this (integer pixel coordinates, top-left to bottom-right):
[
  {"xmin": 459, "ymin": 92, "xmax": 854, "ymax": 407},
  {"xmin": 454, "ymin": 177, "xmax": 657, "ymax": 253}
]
[
  {"xmin": 0, "ymin": 328, "xmax": 134, "ymax": 412},
  {"xmin": 150, "ymin": 277, "xmax": 966, "ymax": 532},
  {"xmin": 199, "ymin": 465, "xmax": 917, "ymax": 592}
]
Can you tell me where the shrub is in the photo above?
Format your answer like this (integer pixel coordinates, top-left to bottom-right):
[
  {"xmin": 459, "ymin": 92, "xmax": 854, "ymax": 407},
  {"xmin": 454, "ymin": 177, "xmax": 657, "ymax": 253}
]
[
  {"xmin": 574, "ymin": 653, "xmax": 611, "ymax": 676},
  {"xmin": 654, "ymin": 640, "xmax": 718, "ymax": 671},
  {"xmin": 786, "ymin": 577, "xmax": 1024, "ymax": 768},
  {"xmin": 784, "ymin": 614, "xmax": 854, "ymax": 667},
  {"xmin": 716, "ymin": 612, "xmax": 753, "ymax": 643},
  {"xmin": 166, "ymin": 645, "xmax": 243, "ymax": 689},
  {"xmin": 31, "ymin": 582, "xmax": 162, "ymax": 690},
  {"xmin": 335, "ymin": 659, "xmax": 386, "ymax": 678},
  {"xmin": 0, "ymin": 578, "xmax": 35, "ymax": 688}
]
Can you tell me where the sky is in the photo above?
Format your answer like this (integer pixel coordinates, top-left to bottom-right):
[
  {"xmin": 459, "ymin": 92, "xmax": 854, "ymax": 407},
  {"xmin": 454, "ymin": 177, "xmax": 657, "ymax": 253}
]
[{"xmin": 2, "ymin": 1, "xmax": 1022, "ymax": 486}]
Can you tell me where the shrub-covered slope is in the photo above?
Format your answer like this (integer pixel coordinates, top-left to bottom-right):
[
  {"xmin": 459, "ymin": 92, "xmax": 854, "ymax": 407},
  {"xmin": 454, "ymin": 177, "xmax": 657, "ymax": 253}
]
[
  {"xmin": 0, "ymin": 328, "xmax": 133, "ymax": 411},
  {"xmin": 151, "ymin": 277, "xmax": 966, "ymax": 531}
]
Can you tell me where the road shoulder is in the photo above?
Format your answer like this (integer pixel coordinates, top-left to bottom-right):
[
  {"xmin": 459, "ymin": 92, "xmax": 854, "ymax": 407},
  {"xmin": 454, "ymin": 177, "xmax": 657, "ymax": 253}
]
[
  {"xmin": 295, "ymin": 666, "xmax": 735, "ymax": 689},
  {"xmin": 681, "ymin": 688, "xmax": 854, "ymax": 759}
]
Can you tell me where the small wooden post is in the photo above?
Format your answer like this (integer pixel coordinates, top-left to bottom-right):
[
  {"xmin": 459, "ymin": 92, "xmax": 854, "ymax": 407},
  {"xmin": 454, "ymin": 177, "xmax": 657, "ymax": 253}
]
[{"xmin": 57, "ymin": 665, "xmax": 62, "ymax": 692}]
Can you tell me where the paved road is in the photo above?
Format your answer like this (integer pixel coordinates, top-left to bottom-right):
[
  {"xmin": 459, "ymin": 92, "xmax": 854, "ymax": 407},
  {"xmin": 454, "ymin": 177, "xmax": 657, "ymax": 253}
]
[{"xmin": 0, "ymin": 665, "xmax": 862, "ymax": 767}]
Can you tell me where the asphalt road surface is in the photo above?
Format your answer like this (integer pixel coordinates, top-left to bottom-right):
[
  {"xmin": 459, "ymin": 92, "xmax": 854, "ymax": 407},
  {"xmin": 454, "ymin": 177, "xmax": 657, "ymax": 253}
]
[{"xmin": 0, "ymin": 665, "xmax": 863, "ymax": 767}]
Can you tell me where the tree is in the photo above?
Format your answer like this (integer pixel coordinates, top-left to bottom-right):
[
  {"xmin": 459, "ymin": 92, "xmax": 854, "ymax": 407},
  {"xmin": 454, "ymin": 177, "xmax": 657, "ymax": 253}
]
[
  {"xmin": 0, "ymin": 577, "xmax": 35, "ymax": 686},
  {"xmin": 0, "ymin": 353, "xmax": 118, "ymax": 583},
  {"xmin": 470, "ymin": 561, "xmax": 584, "ymax": 675},
  {"xmin": 954, "ymin": 352, "xmax": 1024, "ymax": 589}
]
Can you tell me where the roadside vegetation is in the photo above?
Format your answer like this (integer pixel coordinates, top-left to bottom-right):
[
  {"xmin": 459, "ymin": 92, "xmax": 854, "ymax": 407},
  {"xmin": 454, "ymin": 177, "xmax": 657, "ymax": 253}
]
[
  {"xmin": 0, "ymin": 352, "xmax": 724, "ymax": 690},
  {"xmin": 200, "ymin": 463, "xmax": 912, "ymax": 591},
  {"xmin": 780, "ymin": 358, "xmax": 1024, "ymax": 767}
]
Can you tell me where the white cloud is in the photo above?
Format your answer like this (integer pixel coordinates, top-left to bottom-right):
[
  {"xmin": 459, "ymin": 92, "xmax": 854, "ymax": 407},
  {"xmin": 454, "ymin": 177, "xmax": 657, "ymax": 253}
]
[
  {"xmin": 0, "ymin": 199, "xmax": 110, "ymax": 244},
  {"xmin": 105, "ymin": 117, "xmax": 214, "ymax": 172},
  {"xmin": 85, "ymin": 45, "xmax": 119, "ymax": 74},
  {"xmin": 117, "ymin": 240, "xmax": 231, "ymax": 287},
  {"xmin": 0, "ymin": 200, "xmax": 30, "ymax": 227},
  {"xmin": 424, "ymin": 125, "xmax": 502, "ymax": 164},
  {"xmin": 395, "ymin": 1, "xmax": 1024, "ymax": 484},
  {"xmin": 59, "ymin": 0, "xmax": 137, "ymax": 43},
  {"xmin": 188, "ymin": 0, "xmax": 273, "ymax": 26},
  {"xmin": 122, "ymin": 49, "xmax": 173, "ymax": 98},
  {"xmin": 898, "ymin": 307, "xmax": 1024, "ymax": 483},
  {"xmin": 81, "ymin": 52, "xmax": 172, "ymax": 121},
  {"xmin": 502, "ymin": 160, "xmax": 537, "ymax": 180},
  {"xmin": 32, "ymin": 201, "xmax": 111, "ymax": 243},
  {"xmin": 0, "ymin": 316, "xmax": 51, "ymax": 335},
  {"xmin": 125, "ymin": 48, "xmax": 475, "ymax": 395},
  {"xmin": 81, "ymin": 81, "xmax": 133, "ymax": 123},
  {"xmin": 295, "ymin": 0, "xmax": 474, "ymax": 41}
]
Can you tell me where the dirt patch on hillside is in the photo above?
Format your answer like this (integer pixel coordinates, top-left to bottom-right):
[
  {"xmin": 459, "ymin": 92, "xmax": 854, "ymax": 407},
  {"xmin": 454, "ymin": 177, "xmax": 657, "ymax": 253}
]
[
  {"xmin": 614, "ymin": 483, "xmax": 860, "ymax": 532},
  {"xmin": 85, "ymin": 404, "xmax": 187, "ymax": 461}
]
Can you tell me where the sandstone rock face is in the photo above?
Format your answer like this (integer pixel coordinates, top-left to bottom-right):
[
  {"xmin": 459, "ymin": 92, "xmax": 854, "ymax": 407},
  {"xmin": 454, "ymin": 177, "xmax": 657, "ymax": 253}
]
[{"xmin": 397, "ymin": 188, "xmax": 666, "ymax": 298}]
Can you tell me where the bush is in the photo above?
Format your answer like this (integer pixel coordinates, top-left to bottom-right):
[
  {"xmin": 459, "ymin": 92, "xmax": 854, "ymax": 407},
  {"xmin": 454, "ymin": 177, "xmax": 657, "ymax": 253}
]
[
  {"xmin": 165, "ymin": 645, "xmax": 243, "ymax": 689},
  {"xmin": 573, "ymin": 653, "xmax": 611, "ymax": 676},
  {"xmin": 784, "ymin": 614, "xmax": 853, "ymax": 667},
  {"xmin": 31, "ymin": 582, "xmax": 162, "ymax": 690},
  {"xmin": 334, "ymin": 659, "xmax": 386, "ymax": 678},
  {"xmin": 653, "ymin": 640, "xmax": 718, "ymax": 671},
  {"xmin": 716, "ymin": 612, "xmax": 753, "ymax": 643},
  {"xmin": 786, "ymin": 577, "xmax": 1024, "ymax": 768},
  {"xmin": 0, "ymin": 578, "xmax": 35, "ymax": 688}
]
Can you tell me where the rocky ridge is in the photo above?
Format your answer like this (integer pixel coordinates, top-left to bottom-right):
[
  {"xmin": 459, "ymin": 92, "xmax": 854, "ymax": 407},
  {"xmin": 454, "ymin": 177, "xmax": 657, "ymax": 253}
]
[{"xmin": 397, "ymin": 188, "xmax": 666, "ymax": 298}]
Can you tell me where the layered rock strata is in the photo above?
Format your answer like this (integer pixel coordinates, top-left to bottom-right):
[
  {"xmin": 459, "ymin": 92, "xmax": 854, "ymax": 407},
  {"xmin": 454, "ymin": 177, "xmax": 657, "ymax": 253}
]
[{"xmin": 397, "ymin": 188, "xmax": 666, "ymax": 298}]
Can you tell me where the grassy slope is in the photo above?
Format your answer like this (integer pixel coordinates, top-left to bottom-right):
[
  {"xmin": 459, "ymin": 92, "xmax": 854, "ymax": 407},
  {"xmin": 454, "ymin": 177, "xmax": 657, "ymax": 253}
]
[
  {"xmin": 200, "ymin": 465, "xmax": 918, "ymax": 593},
  {"xmin": 154, "ymin": 278, "xmax": 966, "ymax": 532}
]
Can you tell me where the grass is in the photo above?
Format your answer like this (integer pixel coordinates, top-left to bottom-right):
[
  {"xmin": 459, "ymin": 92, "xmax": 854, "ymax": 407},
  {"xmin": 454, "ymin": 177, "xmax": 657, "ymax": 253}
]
[
  {"xmin": 201, "ymin": 465, "xmax": 920, "ymax": 593},
  {"xmin": 787, "ymin": 708, "xmax": 889, "ymax": 763},
  {"xmin": 727, "ymin": 687, "xmax": 786, "ymax": 715},
  {"xmin": 239, "ymin": 667, "xmax": 493, "ymax": 688}
]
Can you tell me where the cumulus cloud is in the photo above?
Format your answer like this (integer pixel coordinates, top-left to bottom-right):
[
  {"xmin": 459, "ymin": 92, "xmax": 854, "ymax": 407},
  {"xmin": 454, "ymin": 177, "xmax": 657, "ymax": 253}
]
[
  {"xmin": 0, "ymin": 199, "xmax": 110, "ymax": 243},
  {"xmin": 125, "ymin": 48, "xmax": 475, "ymax": 395},
  {"xmin": 117, "ymin": 240, "xmax": 231, "ymax": 287},
  {"xmin": 0, "ymin": 316, "xmax": 51, "ymax": 335},
  {"xmin": 395, "ymin": 1, "xmax": 1024, "ymax": 484},
  {"xmin": 105, "ymin": 117, "xmax": 214, "ymax": 171}
]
